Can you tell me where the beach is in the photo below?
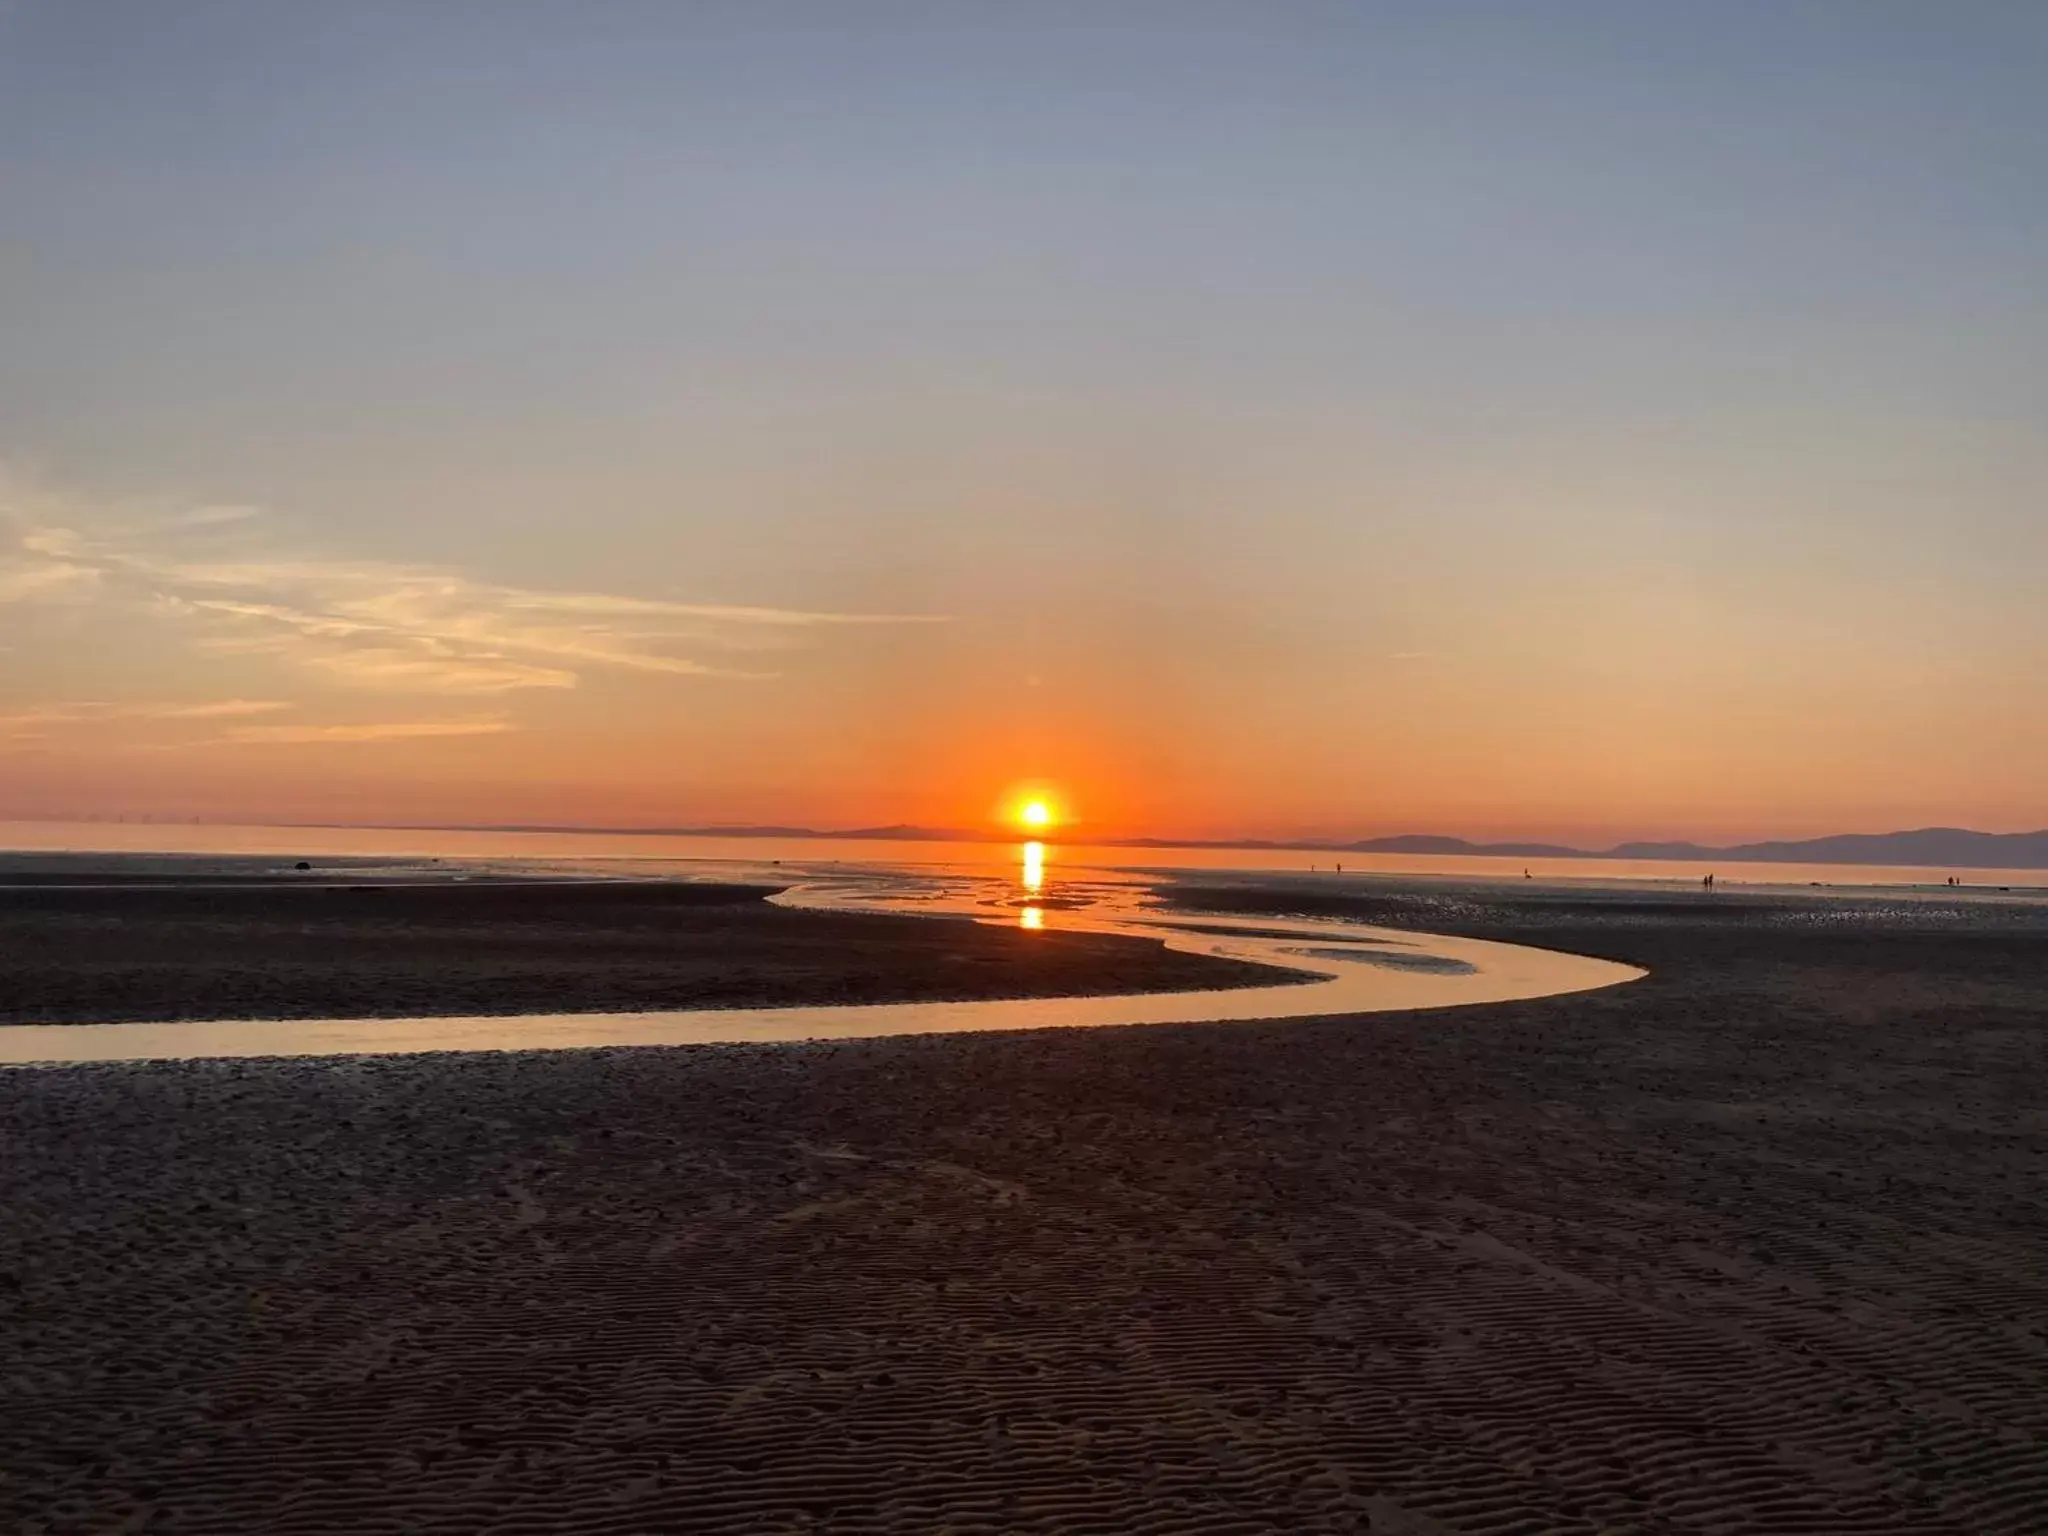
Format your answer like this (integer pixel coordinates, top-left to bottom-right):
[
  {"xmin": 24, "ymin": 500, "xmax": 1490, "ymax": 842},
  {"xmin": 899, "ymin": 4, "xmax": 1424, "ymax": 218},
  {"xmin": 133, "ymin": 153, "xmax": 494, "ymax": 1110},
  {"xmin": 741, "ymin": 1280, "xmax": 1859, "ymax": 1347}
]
[
  {"xmin": 0, "ymin": 873, "xmax": 1281, "ymax": 1025},
  {"xmin": 4, "ymin": 880, "xmax": 2046, "ymax": 1533}
]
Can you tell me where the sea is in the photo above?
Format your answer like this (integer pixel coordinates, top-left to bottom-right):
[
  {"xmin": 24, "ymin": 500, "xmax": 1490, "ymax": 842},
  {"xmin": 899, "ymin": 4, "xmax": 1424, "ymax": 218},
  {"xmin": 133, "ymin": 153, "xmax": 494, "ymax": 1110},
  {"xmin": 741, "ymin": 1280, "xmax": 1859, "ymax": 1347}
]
[{"xmin": 1, "ymin": 819, "xmax": 2043, "ymax": 894}]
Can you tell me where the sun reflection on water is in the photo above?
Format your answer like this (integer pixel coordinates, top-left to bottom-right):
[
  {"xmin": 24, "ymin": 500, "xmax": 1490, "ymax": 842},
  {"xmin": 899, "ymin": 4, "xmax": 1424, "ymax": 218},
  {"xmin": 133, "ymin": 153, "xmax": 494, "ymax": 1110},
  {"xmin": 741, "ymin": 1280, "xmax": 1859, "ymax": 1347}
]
[{"xmin": 1018, "ymin": 840, "xmax": 1046, "ymax": 928}]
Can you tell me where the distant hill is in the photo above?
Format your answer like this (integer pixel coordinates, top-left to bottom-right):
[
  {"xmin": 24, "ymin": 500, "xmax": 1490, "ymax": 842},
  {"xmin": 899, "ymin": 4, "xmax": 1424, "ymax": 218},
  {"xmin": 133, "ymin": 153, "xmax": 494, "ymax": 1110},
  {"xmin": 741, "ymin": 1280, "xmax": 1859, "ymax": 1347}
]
[
  {"xmin": 393, "ymin": 822, "xmax": 991, "ymax": 842},
  {"xmin": 1344, "ymin": 834, "xmax": 1585, "ymax": 858},
  {"xmin": 1345, "ymin": 827, "xmax": 2048, "ymax": 870},
  {"xmin": 352, "ymin": 821, "xmax": 2048, "ymax": 870},
  {"xmin": 1605, "ymin": 827, "xmax": 2048, "ymax": 869},
  {"xmin": 1130, "ymin": 825, "xmax": 2048, "ymax": 869}
]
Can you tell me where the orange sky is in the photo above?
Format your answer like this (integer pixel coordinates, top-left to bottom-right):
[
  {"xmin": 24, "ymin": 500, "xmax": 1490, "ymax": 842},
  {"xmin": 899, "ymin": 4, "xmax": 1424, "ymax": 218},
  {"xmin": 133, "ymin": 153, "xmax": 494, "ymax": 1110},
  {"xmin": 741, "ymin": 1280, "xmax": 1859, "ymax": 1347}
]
[{"xmin": 3, "ymin": 458, "xmax": 2042, "ymax": 847}]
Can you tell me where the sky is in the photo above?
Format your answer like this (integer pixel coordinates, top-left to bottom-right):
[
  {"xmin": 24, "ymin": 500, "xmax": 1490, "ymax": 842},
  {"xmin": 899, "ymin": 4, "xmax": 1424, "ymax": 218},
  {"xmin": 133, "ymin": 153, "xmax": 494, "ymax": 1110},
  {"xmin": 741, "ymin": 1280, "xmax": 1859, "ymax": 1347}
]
[{"xmin": 3, "ymin": 1, "xmax": 2046, "ymax": 843}]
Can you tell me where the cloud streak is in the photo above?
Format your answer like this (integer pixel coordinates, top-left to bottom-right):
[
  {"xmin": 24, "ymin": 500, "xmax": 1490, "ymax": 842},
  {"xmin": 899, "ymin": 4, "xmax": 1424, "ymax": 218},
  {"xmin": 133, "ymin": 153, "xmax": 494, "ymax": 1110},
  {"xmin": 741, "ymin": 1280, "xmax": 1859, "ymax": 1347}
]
[
  {"xmin": 0, "ymin": 557, "xmax": 99, "ymax": 603},
  {"xmin": 222, "ymin": 718, "xmax": 514, "ymax": 744},
  {"xmin": 0, "ymin": 700, "xmax": 291, "ymax": 739},
  {"xmin": 1, "ymin": 468, "xmax": 946, "ymax": 698}
]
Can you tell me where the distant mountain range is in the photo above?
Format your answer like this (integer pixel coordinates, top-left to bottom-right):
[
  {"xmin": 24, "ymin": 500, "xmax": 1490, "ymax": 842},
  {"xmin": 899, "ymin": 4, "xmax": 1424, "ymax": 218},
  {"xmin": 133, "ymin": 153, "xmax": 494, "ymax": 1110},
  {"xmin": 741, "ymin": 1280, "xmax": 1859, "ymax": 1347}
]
[
  {"xmin": 410, "ymin": 822, "xmax": 2048, "ymax": 870},
  {"xmin": 1330, "ymin": 827, "xmax": 2048, "ymax": 869},
  {"xmin": 1131, "ymin": 826, "xmax": 2048, "ymax": 868}
]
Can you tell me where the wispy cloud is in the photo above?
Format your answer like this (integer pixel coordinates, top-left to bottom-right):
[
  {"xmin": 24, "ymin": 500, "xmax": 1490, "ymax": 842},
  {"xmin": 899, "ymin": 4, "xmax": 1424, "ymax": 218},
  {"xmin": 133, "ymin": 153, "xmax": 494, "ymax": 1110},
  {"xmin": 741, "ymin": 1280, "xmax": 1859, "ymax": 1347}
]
[
  {"xmin": 151, "ymin": 699, "xmax": 293, "ymax": 720},
  {"xmin": 0, "ymin": 555, "xmax": 99, "ymax": 603},
  {"xmin": 223, "ymin": 717, "xmax": 514, "ymax": 744},
  {"xmin": 0, "ymin": 700, "xmax": 516, "ymax": 752},
  {"xmin": 0, "ymin": 699, "xmax": 291, "ymax": 739},
  {"xmin": 171, "ymin": 504, "xmax": 264, "ymax": 528},
  {"xmin": 0, "ymin": 466, "xmax": 946, "ymax": 697}
]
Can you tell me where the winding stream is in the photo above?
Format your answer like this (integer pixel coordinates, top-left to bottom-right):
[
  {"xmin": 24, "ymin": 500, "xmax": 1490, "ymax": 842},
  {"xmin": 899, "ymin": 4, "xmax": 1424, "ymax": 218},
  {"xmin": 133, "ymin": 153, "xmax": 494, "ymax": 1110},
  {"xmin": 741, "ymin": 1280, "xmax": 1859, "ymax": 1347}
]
[{"xmin": 0, "ymin": 848, "xmax": 1642, "ymax": 1065}]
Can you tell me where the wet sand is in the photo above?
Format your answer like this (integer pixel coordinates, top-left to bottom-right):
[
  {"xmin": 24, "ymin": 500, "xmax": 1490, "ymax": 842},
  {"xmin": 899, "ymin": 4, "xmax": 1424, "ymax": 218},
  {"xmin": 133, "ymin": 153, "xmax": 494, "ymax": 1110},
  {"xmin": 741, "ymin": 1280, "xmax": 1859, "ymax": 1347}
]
[
  {"xmin": 5, "ymin": 882, "xmax": 2047, "ymax": 1533},
  {"xmin": 0, "ymin": 876, "xmax": 1279, "ymax": 1024}
]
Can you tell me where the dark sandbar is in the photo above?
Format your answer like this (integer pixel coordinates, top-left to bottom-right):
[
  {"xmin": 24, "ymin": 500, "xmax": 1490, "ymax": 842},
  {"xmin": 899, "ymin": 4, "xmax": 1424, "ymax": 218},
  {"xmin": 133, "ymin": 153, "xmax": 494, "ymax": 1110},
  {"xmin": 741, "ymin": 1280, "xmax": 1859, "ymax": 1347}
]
[{"xmin": 0, "ymin": 876, "xmax": 1280, "ymax": 1025}]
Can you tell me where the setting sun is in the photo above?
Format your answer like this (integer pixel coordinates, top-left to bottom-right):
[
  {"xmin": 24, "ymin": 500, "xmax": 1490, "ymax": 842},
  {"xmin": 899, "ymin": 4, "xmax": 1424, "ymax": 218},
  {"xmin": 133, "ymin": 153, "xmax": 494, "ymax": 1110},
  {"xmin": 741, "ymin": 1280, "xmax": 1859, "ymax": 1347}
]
[{"xmin": 991, "ymin": 783, "xmax": 1070, "ymax": 837}]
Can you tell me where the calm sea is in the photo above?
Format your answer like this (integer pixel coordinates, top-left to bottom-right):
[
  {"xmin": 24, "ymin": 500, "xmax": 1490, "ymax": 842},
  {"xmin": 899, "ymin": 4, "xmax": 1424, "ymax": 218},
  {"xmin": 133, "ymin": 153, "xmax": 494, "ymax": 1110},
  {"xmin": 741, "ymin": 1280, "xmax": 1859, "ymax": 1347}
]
[{"xmin": 0, "ymin": 820, "xmax": 2041, "ymax": 893}]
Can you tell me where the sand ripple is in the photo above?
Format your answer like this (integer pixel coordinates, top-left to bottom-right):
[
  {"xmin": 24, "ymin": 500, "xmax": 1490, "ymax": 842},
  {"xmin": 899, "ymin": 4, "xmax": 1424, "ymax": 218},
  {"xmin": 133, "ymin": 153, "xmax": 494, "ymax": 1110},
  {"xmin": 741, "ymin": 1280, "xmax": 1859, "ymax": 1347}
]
[{"xmin": 4, "ymin": 897, "xmax": 2045, "ymax": 1532}]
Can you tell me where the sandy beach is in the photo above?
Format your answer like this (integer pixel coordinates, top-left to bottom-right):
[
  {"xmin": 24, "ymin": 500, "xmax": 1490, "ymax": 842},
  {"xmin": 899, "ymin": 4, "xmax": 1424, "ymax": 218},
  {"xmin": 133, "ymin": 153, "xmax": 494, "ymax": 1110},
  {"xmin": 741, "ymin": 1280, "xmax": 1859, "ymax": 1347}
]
[
  {"xmin": 4, "ymin": 880, "xmax": 2046, "ymax": 1533},
  {"xmin": 0, "ymin": 874, "xmax": 1280, "ymax": 1025}
]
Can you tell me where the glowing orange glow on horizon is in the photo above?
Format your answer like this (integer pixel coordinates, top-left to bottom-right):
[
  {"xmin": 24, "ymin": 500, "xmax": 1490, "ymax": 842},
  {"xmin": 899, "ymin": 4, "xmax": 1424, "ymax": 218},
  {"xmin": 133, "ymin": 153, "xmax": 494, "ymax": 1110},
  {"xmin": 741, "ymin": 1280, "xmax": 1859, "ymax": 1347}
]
[{"xmin": 998, "ymin": 783, "xmax": 1068, "ymax": 834}]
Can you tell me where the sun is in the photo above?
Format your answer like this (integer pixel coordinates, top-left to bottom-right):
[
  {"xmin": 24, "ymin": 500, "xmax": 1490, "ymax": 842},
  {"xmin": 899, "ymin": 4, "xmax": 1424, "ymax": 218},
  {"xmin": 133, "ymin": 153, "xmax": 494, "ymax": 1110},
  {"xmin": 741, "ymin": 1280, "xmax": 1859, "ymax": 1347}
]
[{"xmin": 995, "ymin": 782, "xmax": 1067, "ymax": 835}]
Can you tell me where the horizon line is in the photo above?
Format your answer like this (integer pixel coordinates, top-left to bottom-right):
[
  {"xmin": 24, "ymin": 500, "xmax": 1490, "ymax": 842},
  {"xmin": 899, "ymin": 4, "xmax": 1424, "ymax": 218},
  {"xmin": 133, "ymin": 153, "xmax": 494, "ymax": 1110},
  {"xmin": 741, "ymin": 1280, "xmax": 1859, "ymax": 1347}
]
[{"xmin": 39, "ymin": 815, "xmax": 2037, "ymax": 869}]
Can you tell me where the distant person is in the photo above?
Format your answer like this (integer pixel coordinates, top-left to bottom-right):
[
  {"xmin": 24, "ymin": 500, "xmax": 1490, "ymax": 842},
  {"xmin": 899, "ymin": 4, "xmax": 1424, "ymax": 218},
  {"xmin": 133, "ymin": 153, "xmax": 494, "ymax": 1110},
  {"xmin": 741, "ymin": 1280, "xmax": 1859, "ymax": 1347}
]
[{"xmin": 1703, "ymin": 873, "xmax": 1715, "ymax": 890}]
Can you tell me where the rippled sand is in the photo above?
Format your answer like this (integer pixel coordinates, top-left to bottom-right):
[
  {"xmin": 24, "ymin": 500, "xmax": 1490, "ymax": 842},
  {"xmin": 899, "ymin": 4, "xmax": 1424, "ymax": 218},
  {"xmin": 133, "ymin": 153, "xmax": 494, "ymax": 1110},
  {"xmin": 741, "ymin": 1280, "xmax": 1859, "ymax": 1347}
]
[{"xmin": 4, "ymin": 885, "xmax": 2046, "ymax": 1533}]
